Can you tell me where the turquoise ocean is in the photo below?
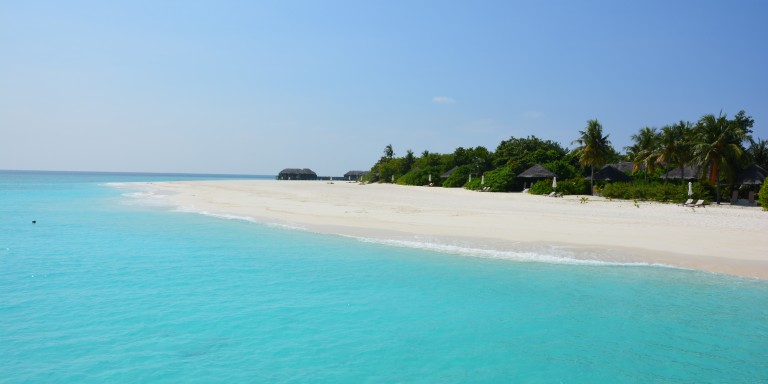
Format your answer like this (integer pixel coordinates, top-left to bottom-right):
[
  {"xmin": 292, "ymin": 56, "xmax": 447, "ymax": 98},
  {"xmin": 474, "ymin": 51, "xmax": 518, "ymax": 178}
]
[{"xmin": 1, "ymin": 170, "xmax": 766, "ymax": 383}]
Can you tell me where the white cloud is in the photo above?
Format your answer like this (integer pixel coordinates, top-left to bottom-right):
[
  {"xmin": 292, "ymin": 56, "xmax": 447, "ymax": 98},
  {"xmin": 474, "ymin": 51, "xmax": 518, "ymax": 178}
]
[{"xmin": 432, "ymin": 96, "xmax": 457, "ymax": 104}]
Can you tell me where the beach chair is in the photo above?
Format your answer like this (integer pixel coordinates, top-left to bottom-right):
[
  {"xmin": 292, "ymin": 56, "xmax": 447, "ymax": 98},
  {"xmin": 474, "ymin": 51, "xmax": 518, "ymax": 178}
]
[
  {"xmin": 691, "ymin": 199, "xmax": 706, "ymax": 207},
  {"xmin": 680, "ymin": 199, "xmax": 693, "ymax": 206},
  {"xmin": 545, "ymin": 192, "xmax": 556, "ymax": 197}
]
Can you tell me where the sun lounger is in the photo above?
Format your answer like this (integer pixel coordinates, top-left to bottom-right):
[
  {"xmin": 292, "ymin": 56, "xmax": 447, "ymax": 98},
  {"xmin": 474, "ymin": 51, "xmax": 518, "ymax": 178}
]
[
  {"xmin": 685, "ymin": 199, "xmax": 705, "ymax": 207},
  {"xmin": 680, "ymin": 199, "xmax": 693, "ymax": 206},
  {"xmin": 545, "ymin": 192, "xmax": 556, "ymax": 197}
]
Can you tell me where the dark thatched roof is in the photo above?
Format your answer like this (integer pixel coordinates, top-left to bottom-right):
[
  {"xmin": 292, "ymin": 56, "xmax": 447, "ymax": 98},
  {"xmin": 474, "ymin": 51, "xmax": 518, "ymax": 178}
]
[
  {"xmin": 585, "ymin": 165, "xmax": 632, "ymax": 182},
  {"xmin": 518, "ymin": 164, "xmax": 556, "ymax": 179},
  {"xmin": 661, "ymin": 166, "xmax": 700, "ymax": 181},
  {"xmin": 279, "ymin": 168, "xmax": 316, "ymax": 176},
  {"xmin": 277, "ymin": 168, "xmax": 317, "ymax": 180},
  {"xmin": 736, "ymin": 164, "xmax": 768, "ymax": 185},
  {"xmin": 609, "ymin": 162, "xmax": 643, "ymax": 173}
]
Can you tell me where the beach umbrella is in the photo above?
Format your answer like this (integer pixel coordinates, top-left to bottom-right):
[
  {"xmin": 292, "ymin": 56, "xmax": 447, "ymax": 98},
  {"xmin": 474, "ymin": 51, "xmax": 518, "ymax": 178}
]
[
  {"xmin": 688, "ymin": 181, "xmax": 693, "ymax": 197},
  {"xmin": 429, "ymin": 174, "xmax": 432, "ymax": 183},
  {"xmin": 552, "ymin": 177, "xmax": 557, "ymax": 191},
  {"xmin": 481, "ymin": 175, "xmax": 485, "ymax": 185}
]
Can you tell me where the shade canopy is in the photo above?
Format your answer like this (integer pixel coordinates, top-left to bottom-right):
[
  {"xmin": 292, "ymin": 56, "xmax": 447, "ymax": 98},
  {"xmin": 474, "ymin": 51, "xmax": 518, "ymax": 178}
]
[
  {"xmin": 585, "ymin": 165, "xmax": 632, "ymax": 182},
  {"xmin": 736, "ymin": 164, "xmax": 768, "ymax": 185},
  {"xmin": 518, "ymin": 164, "xmax": 556, "ymax": 179}
]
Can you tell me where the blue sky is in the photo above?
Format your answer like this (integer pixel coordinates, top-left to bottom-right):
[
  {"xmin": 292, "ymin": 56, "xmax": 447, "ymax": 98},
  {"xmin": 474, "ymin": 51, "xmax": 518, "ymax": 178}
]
[{"xmin": 2, "ymin": 1, "xmax": 766, "ymax": 175}]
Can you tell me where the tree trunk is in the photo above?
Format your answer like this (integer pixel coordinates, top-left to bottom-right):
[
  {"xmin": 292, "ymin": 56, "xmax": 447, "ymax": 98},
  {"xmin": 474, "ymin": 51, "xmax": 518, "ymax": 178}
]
[
  {"xmin": 709, "ymin": 160, "xmax": 719, "ymax": 185},
  {"xmin": 710, "ymin": 160, "xmax": 720, "ymax": 204}
]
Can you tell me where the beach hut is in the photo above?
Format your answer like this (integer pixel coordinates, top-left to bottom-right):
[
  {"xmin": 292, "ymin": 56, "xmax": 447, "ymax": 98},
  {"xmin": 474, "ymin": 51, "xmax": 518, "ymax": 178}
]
[
  {"xmin": 343, "ymin": 170, "xmax": 369, "ymax": 181},
  {"xmin": 518, "ymin": 164, "xmax": 557, "ymax": 189},
  {"xmin": 277, "ymin": 168, "xmax": 318, "ymax": 180},
  {"xmin": 585, "ymin": 165, "xmax": 632, "ymax": 182},
  {"xmin": 609, "ymin": 162, "xmax": 643, "ymax": 174},
  {"xmin": 736, "ymin": 164, "xmax": 768, "ymax": 186},
  {"xmin": 661, "ymin": 166, "xmax": 701, "ymax": 181},
  {"xmin": 736, "ymin": 164, "xmax": 768, "ymax": 204}
]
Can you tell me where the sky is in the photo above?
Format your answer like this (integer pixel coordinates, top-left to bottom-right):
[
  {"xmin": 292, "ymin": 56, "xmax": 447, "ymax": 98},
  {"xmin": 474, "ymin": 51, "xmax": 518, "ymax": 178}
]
[{"xmin": 2, "ymin": 0, "xmax": 767, "ymax": 176}]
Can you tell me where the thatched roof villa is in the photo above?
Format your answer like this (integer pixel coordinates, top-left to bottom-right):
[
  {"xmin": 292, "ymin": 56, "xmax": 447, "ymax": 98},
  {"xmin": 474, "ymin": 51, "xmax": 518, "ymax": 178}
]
[
  {"xmin": 518, "ymin": 164, "xmax": 557, "ymax": 189},
  {"xmin": 518, "ymin": 164, "xmax": 557, "ymax": 179},
  {"xmin": 585, "ymin": 165, "xmax": 632, "ymax": 182}
]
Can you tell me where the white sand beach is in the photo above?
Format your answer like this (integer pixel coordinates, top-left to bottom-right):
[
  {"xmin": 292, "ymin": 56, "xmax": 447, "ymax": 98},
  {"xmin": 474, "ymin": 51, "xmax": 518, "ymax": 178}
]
[{"xmin": 137, "ymin": 180, "xmax": 768, "ymax": 279}]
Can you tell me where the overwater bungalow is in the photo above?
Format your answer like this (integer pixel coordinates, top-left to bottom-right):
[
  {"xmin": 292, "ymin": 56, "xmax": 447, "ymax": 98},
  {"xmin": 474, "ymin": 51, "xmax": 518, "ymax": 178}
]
[{"xmin": 277, "ymin": 168, "xmax": 318, "ymax": 180}]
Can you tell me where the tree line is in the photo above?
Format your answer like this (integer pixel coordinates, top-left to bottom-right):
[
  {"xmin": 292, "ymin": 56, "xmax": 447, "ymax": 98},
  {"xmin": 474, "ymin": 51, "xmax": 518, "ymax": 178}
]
[{"xmin": 367, "ymin": 110, "xmax": 766, "ymax": 203}]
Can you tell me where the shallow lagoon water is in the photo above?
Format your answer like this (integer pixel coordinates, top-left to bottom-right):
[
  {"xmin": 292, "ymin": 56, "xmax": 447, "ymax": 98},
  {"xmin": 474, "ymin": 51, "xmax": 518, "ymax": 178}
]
[{"xmin": 1, "ymin": 171, "xmax": 767, "ymax": 383}]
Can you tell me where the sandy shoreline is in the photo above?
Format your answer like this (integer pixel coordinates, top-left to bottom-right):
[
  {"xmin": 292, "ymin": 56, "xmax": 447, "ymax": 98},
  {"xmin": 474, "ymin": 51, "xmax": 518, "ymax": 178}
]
[{"xmin": 127, "ymin": 180, "xmax": 768, "ymax": 279}]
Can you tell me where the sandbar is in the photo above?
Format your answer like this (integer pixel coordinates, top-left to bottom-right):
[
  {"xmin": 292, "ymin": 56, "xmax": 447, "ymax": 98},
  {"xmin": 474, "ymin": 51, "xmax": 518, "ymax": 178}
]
[{"xmin": 131, "ymin": 180, "xmax": 768, "ymax": 279}]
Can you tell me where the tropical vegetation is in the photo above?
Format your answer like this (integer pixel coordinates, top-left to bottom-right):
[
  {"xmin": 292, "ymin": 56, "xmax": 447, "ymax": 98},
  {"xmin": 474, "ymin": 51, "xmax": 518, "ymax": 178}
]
[{"xmin": 367, "ymin": 110, "xmax": 762, "ymax": 206}]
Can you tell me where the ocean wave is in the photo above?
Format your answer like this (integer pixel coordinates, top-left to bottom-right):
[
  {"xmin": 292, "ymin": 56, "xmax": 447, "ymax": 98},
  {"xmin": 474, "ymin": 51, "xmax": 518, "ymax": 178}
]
[
  {"xmin": 348, "ymin": 237, "xmax": 675, "ymax": 269},
  {"xmin": 174, "ymin": 208, "xmax": 309, "ymax": 232},
  {"xmin": 132, "ymin": 196, "xmax": 674, "ymax": 270},
  {"xmin": 108, "ymin": 183, "xmax": 176, "ymax": 207}
]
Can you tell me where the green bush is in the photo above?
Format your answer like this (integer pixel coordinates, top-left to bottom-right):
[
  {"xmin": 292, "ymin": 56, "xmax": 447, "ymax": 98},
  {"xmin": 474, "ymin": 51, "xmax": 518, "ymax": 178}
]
[
  {"xmin": 542, "ymin": 160, "xmax": 579, "ymax": 180},
  {"xmin": 528, "ymin": 178, "xmax": 589, "ymax": 195},
  {"xmin": 465, "ymin": 167, "xmax": 515, "ymax": 192},
  {"xmin": 442, "ymin": 165, "xmax": 472, "ymax": 188},
  {"xmin": 759, "ymin": 177, "xmax": 768, "ymax": 211},
  {"xmin": 528, "ymin": 179, "xmax": 553, "ymax": 195},
  {"xmin": 398, "ymin": 166, "xmax": 442, "ymax": 186},
  {"xmin": 601, "ymin": 181, "xmax": 713, "ymax": 203}
]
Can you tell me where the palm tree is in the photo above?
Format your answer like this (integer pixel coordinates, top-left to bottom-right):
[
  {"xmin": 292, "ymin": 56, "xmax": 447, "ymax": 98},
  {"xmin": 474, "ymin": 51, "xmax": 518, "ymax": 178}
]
[
  {"xmin": 626, "ymin": 127, "xmax": 660, "ymax": 181},
  {"xmin": 384, "ymin": 144, "xmax": 394, "ymax": 159},
  {"xmin": 572, "ymin": 119, "xmax": 612, "ymax": 194},
  {"xmin": 746, "ymin": 138, "xmax": 768, "ymax": 170},
  {"xmin": 656, "ymin": 121, "xmax": 693, "ymax": 182},
  {"xmin": 691, "ymin": 113, "xmax": 747, "ymax": 203}
]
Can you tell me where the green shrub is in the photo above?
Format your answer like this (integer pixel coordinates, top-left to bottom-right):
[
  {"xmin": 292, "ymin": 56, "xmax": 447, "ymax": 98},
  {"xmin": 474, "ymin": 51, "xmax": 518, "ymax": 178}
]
[
  {"xmin": 601, "ymin": 181, "xmax": 713, "ymax": 203},
  {"xmin": 759, "ymin": 177, "xmax": 768, "ymax": 211},
  {"xmin": 528, "ymin": 179, "xmax": 553, "ymax": 195},
  {"xmin": 528, "ymin": 178, "xmax": 589, "ymax": 195},
  {"xmin": 542, "ymin": 160, "xmax": 579, "ymax": 180},
  {"xmin": 398, "ymin": 166, "xmax": 442, "ymax": 186},
  {"xmin": 465, "ymin": 167, "xmax": 516, "ymax": 192},
  {"xmin": 442, "ymin": 165, "xmax": 472, "ymax": 188}
]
